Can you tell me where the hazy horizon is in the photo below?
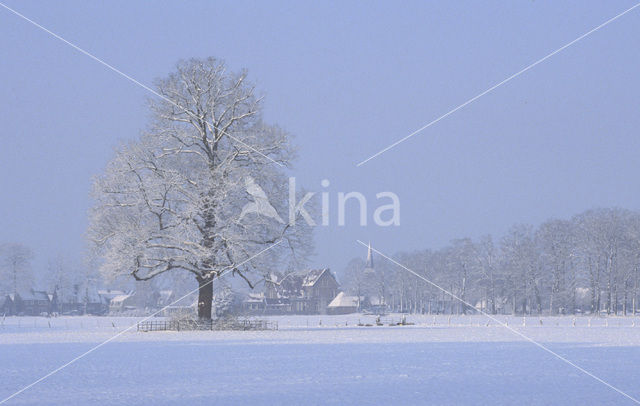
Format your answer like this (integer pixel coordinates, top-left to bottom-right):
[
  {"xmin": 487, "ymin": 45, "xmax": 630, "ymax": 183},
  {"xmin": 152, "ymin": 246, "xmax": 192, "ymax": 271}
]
[{"xmin": 2, "ymin": 0, "xmax": 639, "ymax": 278}]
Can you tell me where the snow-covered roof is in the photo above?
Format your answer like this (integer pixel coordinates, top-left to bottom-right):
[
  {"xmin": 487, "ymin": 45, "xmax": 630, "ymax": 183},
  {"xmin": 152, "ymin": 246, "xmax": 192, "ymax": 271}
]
[
  {"xmin": 264, "ymin": 268, "xmax": 335, "ymax": 298},
  {"xmin": 17, "ymin": 289, "xmax": 50, "ymax": 302},
  {"xmin": 57, "ymin": 286, "xmax": 105, "ymax": 304},
  {"xmin": 98, "ymin": 290, "xmax": 126, "ymax": 301},
  {"xmin": 302, "ymin": 269, "xmax": 329, "ymax": 287},
  {"xmin": 55, "ymin": 289, "xmax": 80, "ymax": 304},
  {"xmin": 245, "ymin": 292, "xmax": 264, "ymax": 302},
  {"xmin": 328, "ymin": 292, "xmax": 359, "ymax": 308},
  {"xmin": 110, "ymin": 294, "xmax": 132, "ymax": 305}
]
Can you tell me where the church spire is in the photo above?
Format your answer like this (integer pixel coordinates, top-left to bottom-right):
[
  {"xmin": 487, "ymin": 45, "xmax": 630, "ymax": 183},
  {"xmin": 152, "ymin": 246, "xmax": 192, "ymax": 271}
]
[{"xmin": 365, "ymin": 241, "xmax": 374, "ymax": 269}]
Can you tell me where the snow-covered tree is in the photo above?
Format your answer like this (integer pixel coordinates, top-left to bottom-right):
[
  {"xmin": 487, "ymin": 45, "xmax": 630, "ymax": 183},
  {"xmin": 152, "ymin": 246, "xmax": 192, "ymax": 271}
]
[
  {"xmin": 0, "ymin": 242, "xmax": 34, "ymax": 294},
  {"xmin": 212, "ymin": 284, "xmax": 238, "ymax": 317},
  {"xmin": 46, "ymin": 255, "xmax": 98, "ymax": 302},
  {"xmin": 341, "ymin": 257, "xmax": 366, "ymax": 300},
  {"xmin": 90, "ymin": 58, "xmax": 312, "ymax": 320},
  {"xmin": 476, "ymin": 235, "xmax": 500, "ymax": 314},
  {"xmin": 536, "ymin": 219, "xmax": 576, "ymax": 314},
  {"xmin": 342, "ymin": 208, "xmax": 640, "ymax": 316}
]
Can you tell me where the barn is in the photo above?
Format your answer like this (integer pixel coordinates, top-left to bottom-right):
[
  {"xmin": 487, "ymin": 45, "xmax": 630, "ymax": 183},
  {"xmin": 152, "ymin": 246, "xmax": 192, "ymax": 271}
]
[{"xmin": 327, "ymin": 292, "xmax": 359, "ymax": 315}]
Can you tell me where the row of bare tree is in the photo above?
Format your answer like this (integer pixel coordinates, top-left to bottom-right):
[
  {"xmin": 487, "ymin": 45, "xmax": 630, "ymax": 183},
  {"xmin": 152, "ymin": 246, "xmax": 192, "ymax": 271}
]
[
  {"xmin": 343, "ymin": 208, "xmax": 640, "ymax": 316},
  {"xmin": 0, "ymin": 244, "xmax": 100, "ymax": 299}
]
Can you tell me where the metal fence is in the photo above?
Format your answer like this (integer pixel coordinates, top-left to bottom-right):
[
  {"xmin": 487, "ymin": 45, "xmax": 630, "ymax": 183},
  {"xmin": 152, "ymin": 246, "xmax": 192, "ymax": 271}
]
[{"xmin": 137, "ymin": 318, "xmax": 278, "ymax": 332}]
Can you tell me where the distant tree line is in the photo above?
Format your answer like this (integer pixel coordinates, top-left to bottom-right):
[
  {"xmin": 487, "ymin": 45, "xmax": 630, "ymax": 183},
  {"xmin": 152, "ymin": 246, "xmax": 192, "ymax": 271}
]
[
  {"xmin": 0, "ymin": 242, "xmax": 34, "ymax": 294},
  {"xmin": 0, "ymin": 243, "xmax": 101, "ymax": 298},
  {"xmin": 342, "ymin": 208, "xmax": 640, "ymax": 316}
]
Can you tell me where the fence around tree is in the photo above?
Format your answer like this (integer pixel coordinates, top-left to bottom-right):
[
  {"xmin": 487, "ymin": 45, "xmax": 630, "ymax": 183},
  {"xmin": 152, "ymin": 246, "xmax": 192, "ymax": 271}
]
[{"xmin": 137, "ymin": 318, "xmax": 278, "ymax": 332}]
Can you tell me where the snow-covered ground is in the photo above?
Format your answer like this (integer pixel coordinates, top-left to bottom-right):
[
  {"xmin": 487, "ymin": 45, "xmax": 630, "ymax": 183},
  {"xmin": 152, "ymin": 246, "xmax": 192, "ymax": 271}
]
[{"xmin": 1, "ymin": 314, "xmax": 640, "ymax": 405}]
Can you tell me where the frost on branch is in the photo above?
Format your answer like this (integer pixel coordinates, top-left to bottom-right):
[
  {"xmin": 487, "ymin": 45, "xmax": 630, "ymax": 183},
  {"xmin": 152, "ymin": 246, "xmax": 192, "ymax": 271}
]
[{"xmin": 89, "ymin": 57, "xmax": 313, "ymax": 320}]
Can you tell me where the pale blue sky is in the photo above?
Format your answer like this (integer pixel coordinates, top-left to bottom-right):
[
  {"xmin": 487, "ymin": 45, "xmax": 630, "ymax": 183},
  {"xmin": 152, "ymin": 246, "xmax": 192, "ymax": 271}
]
[{"xmin": 1, "ymin": 1, "xmax": 639, "ymax": 278}]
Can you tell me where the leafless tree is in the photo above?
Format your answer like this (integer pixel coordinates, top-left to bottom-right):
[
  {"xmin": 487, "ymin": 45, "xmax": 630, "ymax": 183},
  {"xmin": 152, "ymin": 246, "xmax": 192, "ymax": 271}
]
[
  {"xmin": 346, "ymin": 207, "xmax": 640, "ymax": 316},
  {"xmin": 0, "ymin": 242, "xmax": 34, "ymax": 294},
  {"xmin": 90, "ymin": 58, "xmax": 312, "ymax": 320}
]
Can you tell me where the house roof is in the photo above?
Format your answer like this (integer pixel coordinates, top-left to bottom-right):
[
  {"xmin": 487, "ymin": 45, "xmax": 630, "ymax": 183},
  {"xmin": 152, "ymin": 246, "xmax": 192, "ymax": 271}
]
[
  {"xmin": 110, "ymin": 294, "xmax": 132, "ymax": 305},
  {"xmin": 328, "ymin": 292, "xmax": 359, "ymax": 308},
  {"xmin": 56, "ymin": 286, "xmax": 106, "ymax": 304},
  {"xmin": 98, "ymin": 290, "xmax": 126, "ymax": 301},
  {"xmin": 55, "ymin": 289, "xmax": 80, "ymax": 304},
  {"xmin": 265, "ymin": 268, "xmax": 335, "ymax": 299},
  {"xmin": 302, "ymin": 268, "xmax": 330, "ymax": 287},
  {"xmin": 17, "ymin": 289, "xmax": 50, "ymax": 302},
  {"xmin": 244, "ymin": 292, "xmax": 264, "ymax": 303}
]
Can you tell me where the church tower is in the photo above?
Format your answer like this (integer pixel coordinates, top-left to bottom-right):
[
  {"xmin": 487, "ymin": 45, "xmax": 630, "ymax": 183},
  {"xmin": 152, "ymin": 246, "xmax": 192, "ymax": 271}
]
[{"xmin": 364, "ymin": 242, "xmax": 375, "ymax": 275}]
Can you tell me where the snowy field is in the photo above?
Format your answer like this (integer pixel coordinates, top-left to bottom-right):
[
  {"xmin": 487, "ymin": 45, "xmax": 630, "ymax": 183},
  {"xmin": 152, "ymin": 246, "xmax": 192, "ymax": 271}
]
[{"xmin": 2, "ymin": 314, "xmax": 640, "ymax": 405}]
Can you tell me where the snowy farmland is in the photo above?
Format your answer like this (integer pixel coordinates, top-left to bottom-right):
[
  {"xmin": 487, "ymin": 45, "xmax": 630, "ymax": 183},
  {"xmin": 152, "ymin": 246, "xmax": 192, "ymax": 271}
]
[{"xmin": 2, "ymin": 314, "xmax": 640, "ymax": 405}]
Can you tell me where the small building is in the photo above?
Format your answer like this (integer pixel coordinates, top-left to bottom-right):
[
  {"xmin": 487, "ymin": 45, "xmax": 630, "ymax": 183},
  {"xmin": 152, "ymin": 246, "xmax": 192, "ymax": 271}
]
[
  {"xmin": 51, "ymin": 285, "xmax": 83, "ymax": 315},
  {"xmin": 0, "ymin": 295, "xmax": 15, "ymax": 316},
  {"xmin": 302, "ymin": 269, "xmax": 339, "ymax": 314},
  {"xmin": 264, "ymin": 297, "xmax": 291, "ymax": 314},
  {"xmin": 14, "ymin": 289, "xmax": 51, "ymax": 316},
  {"xmin": 98, "ymin": 289, "xmax": 125, "ymax": 304},
  {"xmin": 250, "ymin": 268, "xmax": 340, "ymax": 315},
  {"xmin": 327, "ymin": 292, "xmax": 359, "ymax": 315},
  {"xmin": 242, "ymin": 293, "xmax": 266, "ymax": 313},
  {"xmin": 109, "ymin": 293, "xmax": 137, "ymax": 313},
  {"xmin": 85, "ymin": 287, "xmax": 109, "ymax": 315},
  {"xmin": 52, "ymin": 286, "xmax": 109, "ymax": 315}
]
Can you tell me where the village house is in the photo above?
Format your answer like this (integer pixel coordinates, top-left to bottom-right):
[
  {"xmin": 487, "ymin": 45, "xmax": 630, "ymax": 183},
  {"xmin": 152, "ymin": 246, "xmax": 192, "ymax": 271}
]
[
  {"xmin": 108, "ymin": 292, "xmax": 138, "ymax": 313},
  {"xmin": 13, "ymin": 289, "xmax": 52, "ymax": 316},
  {"xmin": 301, "ymin": 269, "xmax": 340, "ymax": 313},
  {"xmin": 0, "ymin": 294, "xmax": 15, "ymax": 316},
  {"xmin": 242, "ymin": 292, "xmax": 266, "ymax": 313},
  {"xmin": 327, "ymin": 292, "xmax": 360, "ymax": 315},
  {"xmin": 84, "ymin": 288, "xmax": 110, "ymax": 315},
  {"xmin": 97, "ymin": 289, "xmax": 126, "ymax": 304},
  {"xmin": 108, "ymin": 288, "xmax": 170, "ymax": 314},
  {"xmin": 246, "ymin": 268, "xmax": 340, "ymax": 315},
  {"xmin": 51, "ymin": 285, "xmax": 109, "ymax": 315}
]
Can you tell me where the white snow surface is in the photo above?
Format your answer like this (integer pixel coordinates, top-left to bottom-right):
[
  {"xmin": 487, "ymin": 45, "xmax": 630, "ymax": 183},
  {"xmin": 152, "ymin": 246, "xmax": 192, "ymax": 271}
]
[{"xmin": 1, "ymin": 314, "xmax": 640, "ymax": 405}]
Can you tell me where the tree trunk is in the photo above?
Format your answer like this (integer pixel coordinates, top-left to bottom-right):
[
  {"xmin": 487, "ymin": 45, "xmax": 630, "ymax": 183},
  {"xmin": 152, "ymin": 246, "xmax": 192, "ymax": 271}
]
[
  {"xmin": 634, "ymin": 266, "xmax": 638, "ymax": 315},
  {"xmin": 490, "ymin": 276, "xmax": 496, "ymax": 314},
  {"xmin": 197, "ymin": 276, "xmax": 214, "ymax": 320}
]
